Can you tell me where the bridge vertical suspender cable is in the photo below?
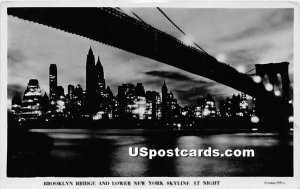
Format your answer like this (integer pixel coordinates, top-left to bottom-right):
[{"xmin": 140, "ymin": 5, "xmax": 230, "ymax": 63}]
[{"xmin": 245, "ymin": 68, "xmax": 255, "ymax": 74}]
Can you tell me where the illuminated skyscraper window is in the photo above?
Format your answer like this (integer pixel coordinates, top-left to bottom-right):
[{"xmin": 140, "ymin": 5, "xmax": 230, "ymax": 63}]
[
  {"xmin": 20, "ymin": 79, "xmax": 43, "ymax": 121},
  {"xmin": 49, "ymin": 64, "xmax": 57, "ymax": 100}
]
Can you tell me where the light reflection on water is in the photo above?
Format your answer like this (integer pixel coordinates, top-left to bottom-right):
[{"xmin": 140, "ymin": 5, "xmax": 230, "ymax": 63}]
[
  {"xmin": 109, "ymin": 137, "xmax": 148, "ymax": 177},
  {"xmin": 30, "ymin": 129, "xmax": 293, "ymax": 176}
]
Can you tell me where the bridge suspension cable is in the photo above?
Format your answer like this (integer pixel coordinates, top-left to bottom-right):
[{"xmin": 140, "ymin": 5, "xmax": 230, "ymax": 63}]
[
  {"xmin": 156, "ymin": 7, "xmax": 209, "ymax": 55},
  {"xmin": 245, "ymin": 67, "xmax": 255, "ymax": 74},
  {"xmin": 116, "ymin": 7, "xmax": 209, "ymax": 56},
  {"xmin": 131, "ymin": 11, "xmax": 147, "ymax": 24},
  {"xmin": 156, "ymin": 7, "xmax": 186, "ymax": 35},
  {"xmin": 116, "ymin": 7, "xmax": 147, "ymax": 24}
]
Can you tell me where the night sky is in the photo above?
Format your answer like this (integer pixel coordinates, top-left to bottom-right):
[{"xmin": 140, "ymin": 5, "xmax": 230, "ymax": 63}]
[{"xmin": 7, "ymin": 8, "xmax": 294, "ymax": 108}]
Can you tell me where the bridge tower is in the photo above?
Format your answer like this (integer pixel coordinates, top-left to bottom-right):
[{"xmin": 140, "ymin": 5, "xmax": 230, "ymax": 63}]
[
  {"xmin": 254, "ymin": 62, "xmax": 292, "ymax": 132},
  {"xmin": 255, "ymin": 62, "xmax": 290, "ymax": 100}
]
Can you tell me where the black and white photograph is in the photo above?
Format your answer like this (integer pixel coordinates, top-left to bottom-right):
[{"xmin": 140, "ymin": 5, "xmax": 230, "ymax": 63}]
[{"xmin": 0, "ymin": 1, "xmax": 299, "ymax": 188}]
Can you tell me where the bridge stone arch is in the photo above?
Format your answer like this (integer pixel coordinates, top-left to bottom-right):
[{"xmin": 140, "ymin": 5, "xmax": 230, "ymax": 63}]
[
  {"xmin": 255, "ymin": 62, "xmax": 290, "ymax": 100},
  {"xmin": 262, "ymin": 74, "xmax": 270, "ymax": 86}
]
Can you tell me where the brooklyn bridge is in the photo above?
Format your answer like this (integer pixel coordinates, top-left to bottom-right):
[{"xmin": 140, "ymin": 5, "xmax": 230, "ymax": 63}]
[{"xmin": 7, "ymin": 7, "xmax": 293, "ymax": 132}]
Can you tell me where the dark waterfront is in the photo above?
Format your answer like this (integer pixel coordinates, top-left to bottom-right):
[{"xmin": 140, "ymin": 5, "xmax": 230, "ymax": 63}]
[{"xmin": 7, "ymin": 128, "xmax": 293, "ymax": 177}]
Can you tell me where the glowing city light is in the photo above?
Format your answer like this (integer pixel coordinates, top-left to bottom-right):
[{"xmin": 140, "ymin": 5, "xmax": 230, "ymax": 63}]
[
  {"xmin": 181, "ymin": 35, "xmax": 194, "ymax": 46},
  {"xmin": 274, "ymin": 90, "xmax": 281, "ymax": 96},
  {"xmin": 289, "ymin": 100, "xmax": 293, "ymax": 104},
  {"xmin": 288, "ymin": 116, "xmax": 294, "ymax": 123},
  {"xmin": 203, "ymin": 109, "xmax": 210, "ymax": 116},
  {"xmin": 251, "ymin": 116, "xmax": 259, "ymax": 123},
  {"xmin": 14, "ymin": 46, "xmax": 279, "ymax": 131},
  {"xmin": 252, "ymin": 75, "xmax": 262, "ymax": 83},
  {"xmin": 236, "ymin": 65, "xmax": 246, "ymax": 73},
  {"xmin": 57, "ymin": 100, "xmax": 65, "ymax": 106},
  {"xmin": 216, "ymin": 53, "xmax": 227, "ymax": 62},
  {"xmin": 265, "ymin": 83, "xmax": 273, "ymax": 91}
]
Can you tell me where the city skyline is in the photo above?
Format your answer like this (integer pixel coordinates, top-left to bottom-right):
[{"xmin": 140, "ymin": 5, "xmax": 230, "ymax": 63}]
[
  {"xmin": 8, "ymin": 44, "xmax": 258, "ymax": 110},
  {"xmin": 7, "ymin": 8, "xmax": 293, "ymax": 108},
  {"xmin": 11, "ymin": 47, "xmax": 257, "ymax": 126},
  {"xmin": 10, "ymin": 47, "xmax": 253, "ymax": 110}
]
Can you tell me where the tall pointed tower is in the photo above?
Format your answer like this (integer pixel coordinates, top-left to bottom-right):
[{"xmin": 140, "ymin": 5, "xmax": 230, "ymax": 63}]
[
  {"xmin": 162, "ymin": 81, "xmax": 168, "ymax": 103},
  {"xmin": 95, "ymin": 55, "xmax": 106, "ymax": 97},
  {"xmin": 161, "ymin": 81, "xmax": 168, "ymax": 119},
  {"xmin": 85, "ymin": 47, "xmax": 96, "ymax": 115}
]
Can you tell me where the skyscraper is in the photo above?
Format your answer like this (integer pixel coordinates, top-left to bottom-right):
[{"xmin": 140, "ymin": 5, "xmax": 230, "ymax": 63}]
[
  {"xmin": 119, "ymin": 83, "xmax": 135, "ymax": 115},
  {"xmin": 20, "ymin": 79, "xmax": 43, "ymax": 121},
  {"xmin": 85, "ymin": 47, "xmax": 97, "ymax": 116},
  {"xmin": 67, "ymin": 84, "xmax": 75, "ymax": 101},
  {"xmin": 95, "ymin": 56, "xmax": 106, "ymax": 97},
  {"xmin": 95, "ymin": 55, "xmax": 106, "ymax": 117},
  {"xmin": 133, "ymin": 83, "xmax": 146, "ymax": 119},
  {"xmin": 11, "ymin": 96, "xmax": 21, "ymax": 120},
  {"xmin": 239, "ymin": 92, "xmax": 248, "ymax": 117},
  {"xmin": 74, "ymin": 84, "xmax": 84, "ymax": 116},
  {"xmin": 41, "ymin": 92, "xmax": 49, "ymax": 112},
  {"xmin": 168, "ymin": 92, "xmax": 180, "ymax": 118},
  {"xmin": 49, "ymin": 64, "xmax": 57, "ymax": 100},
  {"xmin": 56, "ymin": 86, "xmax": 66, "ymax": 114},
  {"xmin": 161, "ymin": 81, "xmax": 168, "ymax": 119},
  {"xmin": 145, "ymin": 91, "xmax": 161, "ymax": 120},
  {"xmin": 201, "ymin": 95, "xmax": 217, "ymax": 118}
]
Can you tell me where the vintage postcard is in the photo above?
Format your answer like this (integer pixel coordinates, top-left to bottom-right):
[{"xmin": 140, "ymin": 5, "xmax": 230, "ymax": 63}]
[{"xmin": 0, "ymin": 1, "xmax": 299, "ymax": 188}]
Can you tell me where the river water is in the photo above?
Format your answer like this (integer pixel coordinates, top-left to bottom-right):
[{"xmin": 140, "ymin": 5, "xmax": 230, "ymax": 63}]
[{"xmin": 7, "ymin": 129, "xmax": 293, "ymax": 177}]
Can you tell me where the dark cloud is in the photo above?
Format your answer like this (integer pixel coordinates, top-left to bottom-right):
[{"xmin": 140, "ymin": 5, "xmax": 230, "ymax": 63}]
[
  {"xmin": 145, "ymin": 70, "xmax": 192, "ymax": 81},
  {"xmin": 143, "ymin": 70, "xmax": 223, "ymax": 105},
  {"xmin": 7, "ymin": 84, "xmax": 25, "ymax": 99},
  {"xmin": 142, "ymin": 79, "xmax": 164, "ymax": 87},
  {"xmin": 208, "ymin": 87, "xmax": 231, "ymax": 100},
  {"xmin": 266, "ymin": 9, "xmax": 293, "ymax": 30},
  {"xmin": 144, "ymin": 70, "xmax": 211, "ymax": 84},
  {"xmin": 221, "ymin": 9, "xmax": 293, "ymax": 42},
  {"xmin": 7, "ymin": 48, "xmax": 26, "ymax": 66},
  {"xmin": 227, "ymin": 44, "xmax": 271, "ymax": 65},
  {"xmin": 173, "ymin": 83, "xmax": 214, "ymax": 106}
]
